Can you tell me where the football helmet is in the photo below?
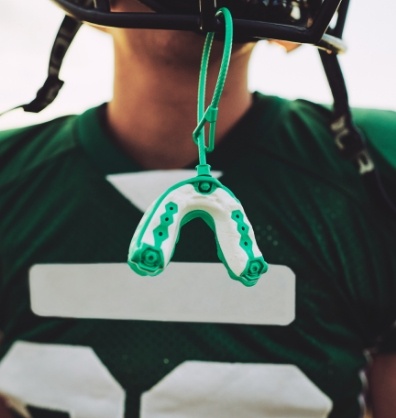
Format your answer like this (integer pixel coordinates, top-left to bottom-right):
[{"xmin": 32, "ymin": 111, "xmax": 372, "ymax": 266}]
[{"xmin": 51, "ymin": 0, "xmax": 347, "ymax": 51}]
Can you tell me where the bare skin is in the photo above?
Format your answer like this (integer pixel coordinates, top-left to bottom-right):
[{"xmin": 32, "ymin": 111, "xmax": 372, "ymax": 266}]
[
  {"xmin": 105, "ymin": 0, "xmax": 255, "ymax": 169},
  {"xmin": 366, "ymin": 353, "xmax": 396, "ymax": 418}
]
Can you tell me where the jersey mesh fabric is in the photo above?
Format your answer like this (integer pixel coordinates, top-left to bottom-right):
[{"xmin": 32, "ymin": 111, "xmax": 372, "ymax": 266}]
[{"xmin": 0, "ymin": 93, "xmax": 395, "ymax": 418}]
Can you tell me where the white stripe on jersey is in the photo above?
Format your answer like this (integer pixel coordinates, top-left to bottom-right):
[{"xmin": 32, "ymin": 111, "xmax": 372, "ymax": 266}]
[{"xmin": 30, "ymin": 262, "xmax": 295, "ymax": 325}]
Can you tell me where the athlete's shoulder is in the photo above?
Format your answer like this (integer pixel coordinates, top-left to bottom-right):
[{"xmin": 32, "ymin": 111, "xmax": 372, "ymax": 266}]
[
  {"xmin": 253, "ymin": 93, "xmax": 334, "ymax": 144},
  {"xmin": 352, "ymin": 107, "xmax": 396, "ymax": 137},
  {"xmin": 251, "ymin": 94, "xmax": 339, "ymax": 174},
  {"xmin": 254, "ymin": 93, "xmax": 395, "ymax": 172},
  {"xmin": 0, "ymin": 114, "xmax": 78, "ymax": 189},
  {"xmin": 352, "ymin": 107, "xmax": 396, "ymax": 171},
  {"xmin": 280, "ymin": 99, "xmax": 396, "ymax": 171}
]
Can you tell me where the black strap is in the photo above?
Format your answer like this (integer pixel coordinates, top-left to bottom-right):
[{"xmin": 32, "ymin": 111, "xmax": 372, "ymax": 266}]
[
  {"xmin": 0, "ymin": 15, "xmax": 82, "ymax": 116},
  {"xmin": 319, "ymin": 49, "xmax": 396, "ymax": 217}
]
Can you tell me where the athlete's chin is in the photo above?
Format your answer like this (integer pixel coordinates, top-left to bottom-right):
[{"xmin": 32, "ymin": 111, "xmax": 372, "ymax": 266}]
[
  {"xmin": 155, "ymin": 30, "xmax": 208, "ymax": 66},
  {"xmin": 118, "ymin": 28, "xmax": 208, "ymax": 69}
]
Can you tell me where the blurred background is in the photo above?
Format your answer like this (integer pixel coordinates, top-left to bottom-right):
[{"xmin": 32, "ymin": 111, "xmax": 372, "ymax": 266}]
[{"xmin": 0, "ymin": 0, "xmax": 395, "ymax": 130}]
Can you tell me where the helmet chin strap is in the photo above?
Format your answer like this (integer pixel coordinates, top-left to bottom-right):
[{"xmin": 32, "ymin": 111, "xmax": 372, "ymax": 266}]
[
  {"xmin": 319, "ymin": 50, "xmax": 396, "ymax": 217},
  {"xmin": 0, "ymin": 15, "xmax": 82, "ymax": 117},
  {"xmin": 317, "ymin": 0, "xmax": 396, "ymax": 217},
  {"xmin": 0, "ymin": 0, "xmax": 97, "ymax": 117}
]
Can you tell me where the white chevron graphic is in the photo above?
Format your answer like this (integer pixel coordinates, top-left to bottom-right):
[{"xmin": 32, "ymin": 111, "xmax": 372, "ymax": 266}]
[{"xmin": 107, "ymin": 169, "xmax": 222, "ymax": 212}]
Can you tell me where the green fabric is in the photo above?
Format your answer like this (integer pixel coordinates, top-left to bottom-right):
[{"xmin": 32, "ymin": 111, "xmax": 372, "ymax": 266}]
[{"xmin": 0, "ymin": 93, "xmax": 395, "ymax": 418}]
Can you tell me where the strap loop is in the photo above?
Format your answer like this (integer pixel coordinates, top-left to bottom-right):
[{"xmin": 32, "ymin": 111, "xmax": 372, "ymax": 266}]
[{"xmin": 192, "ymin": 7, "xmax": 233, "ymax": 169}]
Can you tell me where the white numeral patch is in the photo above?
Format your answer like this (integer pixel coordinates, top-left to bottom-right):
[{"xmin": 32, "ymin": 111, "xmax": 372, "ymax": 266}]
[
  {"xmin": 0, "ymin": 342, "xmax": 125, "ymax": 418},
  {"xmin": 0, "ymin": 343, "xmax": 332, "ymax": 418},
  {"xmin": 142, "ymin": 361, "xmax": 332, "ymax": 418}
]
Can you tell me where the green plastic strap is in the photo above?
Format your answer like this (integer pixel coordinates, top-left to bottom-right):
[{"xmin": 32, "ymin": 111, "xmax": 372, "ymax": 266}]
[{"xmin": 193, "ymin": 7, "xmax": 233, "ymax": 169}]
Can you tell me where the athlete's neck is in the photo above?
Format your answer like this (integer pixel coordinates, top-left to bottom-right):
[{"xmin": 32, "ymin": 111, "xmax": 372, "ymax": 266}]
[{"xmin": 106, "ymin": 38, "xmax": 254, "ymax": 169}]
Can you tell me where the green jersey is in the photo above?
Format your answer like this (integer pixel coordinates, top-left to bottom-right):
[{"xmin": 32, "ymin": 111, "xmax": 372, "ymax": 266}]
[{"xmin": 0, "ymin": 93, "xmax": 395, "ymax": 418}]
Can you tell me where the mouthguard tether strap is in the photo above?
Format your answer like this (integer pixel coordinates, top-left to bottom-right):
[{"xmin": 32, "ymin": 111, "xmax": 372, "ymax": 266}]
[{"xmin": 128, "ymin": 8, "xmax": 268, "ymax": 285}]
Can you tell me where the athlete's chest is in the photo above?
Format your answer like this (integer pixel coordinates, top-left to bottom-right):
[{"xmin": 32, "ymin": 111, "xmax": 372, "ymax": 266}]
[{"xmin": 0, "ymin": 169, "xmax": 367, "ymax": 417}]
